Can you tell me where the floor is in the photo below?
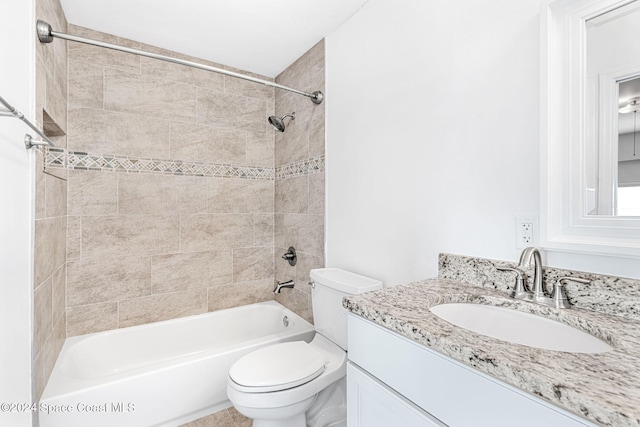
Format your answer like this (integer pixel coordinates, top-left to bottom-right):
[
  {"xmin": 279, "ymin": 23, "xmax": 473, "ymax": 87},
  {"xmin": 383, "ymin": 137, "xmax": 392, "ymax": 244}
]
[{"xmin": 180, "ymin": 407, "xmax": 251, "ymax": 427}]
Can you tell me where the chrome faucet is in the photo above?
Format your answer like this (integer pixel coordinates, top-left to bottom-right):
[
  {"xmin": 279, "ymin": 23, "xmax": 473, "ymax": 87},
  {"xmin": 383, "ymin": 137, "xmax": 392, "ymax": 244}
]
[
  {"xmin": 518, "ymin": 247, "xmax": 546, "ymax": 302},
  {"xmin": 273, "ymin": 280, "xmax": 295, "ymax": 293},
  {"xmin": 498, "ymin": 247, "xmax": 590, "ymax": 309}
]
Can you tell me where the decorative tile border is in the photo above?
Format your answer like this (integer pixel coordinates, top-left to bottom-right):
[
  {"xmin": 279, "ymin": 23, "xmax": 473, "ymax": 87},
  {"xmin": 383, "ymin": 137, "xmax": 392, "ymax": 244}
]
[
  {"xmin": 45, "ymin": 148, "xmax": 274, "ymax": 180},
  {"xmin": 275, "ymin": 155, "xmax": 325, "ymax": 179},
  {"xmin": 44, "ymin": 149, "xmax": 325, "ymax": 181}
]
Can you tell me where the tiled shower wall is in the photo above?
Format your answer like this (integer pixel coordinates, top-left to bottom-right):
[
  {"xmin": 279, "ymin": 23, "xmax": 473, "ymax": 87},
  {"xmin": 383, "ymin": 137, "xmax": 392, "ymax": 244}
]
[
  {"xmin": 61, "ymin": 25, "xmax": 279, "ymax": 336},
  {"xmin": 274, "ymin": 41, "xmax": 326, "ymax": 323},
  {"xmin": 33, "ymin": 0, "xmax": 68, "ymax": 410},
  {"xmin": 30, "ymin": 3, "xmax": 325, "ymax": 423}
]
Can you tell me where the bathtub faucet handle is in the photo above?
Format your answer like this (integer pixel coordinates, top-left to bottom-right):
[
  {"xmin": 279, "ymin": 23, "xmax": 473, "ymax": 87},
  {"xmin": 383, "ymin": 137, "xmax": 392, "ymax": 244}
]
[
  {"xmin": 282, "ymin": 246, "xmax": 297, "ymax": 266},
  {"xmin": 274, "ymin": 280, "xmax": 295, "ymax": 293}
]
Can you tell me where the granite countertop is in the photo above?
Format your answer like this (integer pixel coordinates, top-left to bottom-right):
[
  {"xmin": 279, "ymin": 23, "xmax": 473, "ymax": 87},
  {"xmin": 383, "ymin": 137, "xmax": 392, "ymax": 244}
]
[{"xmin": 343, "ymin": 278, "xmax": 640, "ymax": 427}]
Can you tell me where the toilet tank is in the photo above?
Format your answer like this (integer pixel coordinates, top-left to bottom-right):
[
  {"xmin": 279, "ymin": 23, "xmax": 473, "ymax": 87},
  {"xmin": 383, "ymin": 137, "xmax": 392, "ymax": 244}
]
[{"xmin": 310, "ymin": 268, "xmax": 382, "ymax": 351}]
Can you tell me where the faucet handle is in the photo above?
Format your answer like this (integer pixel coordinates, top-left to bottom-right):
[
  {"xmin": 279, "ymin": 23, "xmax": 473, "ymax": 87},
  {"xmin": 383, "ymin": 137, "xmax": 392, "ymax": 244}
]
[
  {"xmin": 551, "ymin": 277, "xmax": 590, "ymax": 309},
  {"xmin": 497, "ymin": 267, "xmax": 531, "ymax": 300}
]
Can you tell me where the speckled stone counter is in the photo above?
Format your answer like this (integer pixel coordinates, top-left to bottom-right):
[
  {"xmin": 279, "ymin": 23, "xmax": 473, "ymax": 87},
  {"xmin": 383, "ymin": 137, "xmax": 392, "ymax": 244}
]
[{"xmin": 343, "ymin": 278, "xmax": 640, "ymax": 427}]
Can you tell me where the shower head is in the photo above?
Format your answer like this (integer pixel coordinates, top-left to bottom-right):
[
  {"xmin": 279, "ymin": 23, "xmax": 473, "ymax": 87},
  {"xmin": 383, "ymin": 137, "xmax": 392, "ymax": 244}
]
[{"xmin": 268, "ymin": 112, "xmax": 295, "ymax": 132}]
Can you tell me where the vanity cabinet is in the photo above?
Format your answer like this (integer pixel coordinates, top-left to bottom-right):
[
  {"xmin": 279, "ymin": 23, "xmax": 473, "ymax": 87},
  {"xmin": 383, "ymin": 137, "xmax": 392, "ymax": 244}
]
[
  {"xmin": 346, "ymin": 314, "xmax": 597, "ymax": 427},
  {"xmin": 347, "ymin": 362, "xmax": 444, "ymax": 427}
]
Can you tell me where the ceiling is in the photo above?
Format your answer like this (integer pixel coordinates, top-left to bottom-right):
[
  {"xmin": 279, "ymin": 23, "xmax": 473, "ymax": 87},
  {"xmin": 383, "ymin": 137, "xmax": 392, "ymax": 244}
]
[{"xmin": 59, "ymin": 0, "xmax": 370, "ymax": 78}]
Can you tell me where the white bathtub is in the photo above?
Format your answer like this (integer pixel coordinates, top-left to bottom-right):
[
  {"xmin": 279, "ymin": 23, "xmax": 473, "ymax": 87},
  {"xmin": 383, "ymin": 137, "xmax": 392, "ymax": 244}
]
[{"xmin": 40, "ymin": 301, "xmax": 315, "ymax": 427}]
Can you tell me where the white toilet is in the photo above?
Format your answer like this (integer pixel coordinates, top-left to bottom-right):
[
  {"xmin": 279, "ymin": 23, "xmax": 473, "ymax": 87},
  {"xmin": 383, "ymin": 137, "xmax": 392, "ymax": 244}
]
[{"xmin": 227, "ymin": 268, "xmax": 382, "ymax": 427}]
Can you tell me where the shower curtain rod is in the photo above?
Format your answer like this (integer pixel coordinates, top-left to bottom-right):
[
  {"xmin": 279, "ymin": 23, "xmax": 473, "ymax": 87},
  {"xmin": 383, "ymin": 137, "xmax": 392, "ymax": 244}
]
[
  {"xmin": 0, "ymin": 94, "xmax": 55, "ymax": 149},
  {"xmin": 36, "ymin": 20, "xmax": 324, "ymax": 105}
]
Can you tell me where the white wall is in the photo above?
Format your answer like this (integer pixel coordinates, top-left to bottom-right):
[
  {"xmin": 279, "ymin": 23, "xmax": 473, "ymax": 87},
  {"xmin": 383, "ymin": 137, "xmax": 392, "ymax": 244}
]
[
  {"xmin": 0, "ymin": 0, "xmax": 35, "ymax": 425},
  {"xmin": 326, "ymin": 0, "xmax": 640, "ymax": 286}
]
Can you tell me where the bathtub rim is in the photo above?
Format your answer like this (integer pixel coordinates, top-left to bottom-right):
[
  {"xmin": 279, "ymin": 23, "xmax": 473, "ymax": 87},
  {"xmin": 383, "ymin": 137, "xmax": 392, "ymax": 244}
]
[{"xmin": 42, "ymin": 300, "xmax": 315, "ymax": 401}]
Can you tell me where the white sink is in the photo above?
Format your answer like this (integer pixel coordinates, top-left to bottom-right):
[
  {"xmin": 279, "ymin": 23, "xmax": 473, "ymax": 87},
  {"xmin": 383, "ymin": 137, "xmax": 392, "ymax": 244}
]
[{"xmin": 429, "ymin": 303, "xmax": 612, "ymax": 354}]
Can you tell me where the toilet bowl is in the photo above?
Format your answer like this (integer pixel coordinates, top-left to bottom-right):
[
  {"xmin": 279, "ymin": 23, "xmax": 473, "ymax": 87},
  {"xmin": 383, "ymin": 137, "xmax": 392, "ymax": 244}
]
[
  {"xmin": 227, "ymin": 335, "xmax": 346, "ymax": 427},
  {"xmin": 226, "ymin": 268, "xmax": 382, "ymax": 427}
]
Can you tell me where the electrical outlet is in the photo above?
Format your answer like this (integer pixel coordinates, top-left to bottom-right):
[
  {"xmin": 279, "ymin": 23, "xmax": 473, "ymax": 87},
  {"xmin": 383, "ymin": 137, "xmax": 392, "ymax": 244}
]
[
  {"xmin": 515, "ymin": 215, "xmax": 538, "ymax": 249},
  {"xmin": 520, "ymin": 222, "xmax": 533, "ymax": 244}
]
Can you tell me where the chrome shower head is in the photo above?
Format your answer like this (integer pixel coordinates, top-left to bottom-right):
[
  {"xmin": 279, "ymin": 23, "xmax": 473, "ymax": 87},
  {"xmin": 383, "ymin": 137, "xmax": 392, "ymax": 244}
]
[{"xmin": 268, "ymin": 112, "xmax": 295, "ymax": 132}]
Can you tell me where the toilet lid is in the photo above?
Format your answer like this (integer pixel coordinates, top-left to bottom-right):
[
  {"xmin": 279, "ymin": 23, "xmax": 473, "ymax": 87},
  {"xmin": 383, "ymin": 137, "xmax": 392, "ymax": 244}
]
[{"xmin": 229, "ymin": 341, "xmax": 326, "ymax": 392}]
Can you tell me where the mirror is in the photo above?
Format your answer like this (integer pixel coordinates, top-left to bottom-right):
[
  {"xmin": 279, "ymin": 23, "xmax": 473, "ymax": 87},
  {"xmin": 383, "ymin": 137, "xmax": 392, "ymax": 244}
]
[
  {"xmin": 541, "ymin": 0, "xmax": 640, "ymax": 257},
  {"xmin": 618, "ymin": 78, "xmax": 640, "ymax": 215},
  {"xmin": 585, "ymin": 2, "xmax": 640, "ymax": 216}
]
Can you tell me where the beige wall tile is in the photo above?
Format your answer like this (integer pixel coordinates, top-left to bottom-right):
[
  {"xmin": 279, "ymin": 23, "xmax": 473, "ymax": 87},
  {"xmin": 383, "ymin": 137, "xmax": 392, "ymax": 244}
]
[
  {"xmin": 81, "ymin": 214, "xmax": 180, "ymax": 259},
  {"xmin": 206, "ymin": 178, "xmax": 233, "ymax": 213},
  {"xmin": 105, "ymin": 112, "xmax": 172, "ymax": 158},
  {"xmin": 34, "ymin": 0, "xmax": 67, "ymax": 405},
  {"xmin": 34, "ymin": 216, "xmax": 66, "ymax": 286},
  {"xmin": 34, "ymin": 278, "xmax": 52, "ymax": 355},
  {"xmin": 238, "ymin": 180, "xmax": 274, "ymax": 213},
  {"xmin": 67, "ymin": 257, "xmax": 151, "ymax": 307},
  {"xmin": 58, "ymin": 24, "xmax": 326, "ymax": 335},
  {"xmin": 35, "ymin": 152, "xmax": 46, "ymax": 220},
  {"xmin": 274, "ymin": 118, "xmax": 309, "ymax": 167},
  {"xmin": 222, "ymin": 67, "xmax": 274, "ymax": 102},
  {"xmin": 246, "ymin": 131, "xmax": 275, "ymax": 168},
  {"xmin": 254, "ymin": 214, "xmax": 274, "ymax": 247},
  {"xmin": 35, "ymin": 55, "xmax": 47, "ymax": 128},
  {"xmin": 294, "ymin": 252, "xmax": 324, "ymax": 293},
  {"xmin": 275, "ymin": 90, "xmax": 315, "ymax": 137},
  {"xmin": 104, "ymin": 68, "xmax": 196, "ymax": 122},
  {"xmin": 233, "ymin": 247, "xmax": 274, "ymax": 282},
  {"xmin": 68, "ymin": 25, "xmax": 141, "ymax": 73},
  {"xmin": 67, "ymin": 215, "xmax": 82, "ymax": 261},
  {"xmin": 52, "ymin": 264, "xmax": 66, "ymax": 324},
  {"xmin": 208, "ymin": 178, "xmax": 273, "ymax": 214},
  {"xmin": 67, "ymin": 169, "xmax": 117, "ymax": 215},
  {"xmin": 45, "ymin": 171, "xmax": 67, "ymax": 218},
  {"xmin": 118, "ymin": 174, "xmax": 207, "ymax": 215},
  {"xmin": 68, "ymin": 60, "xmax": 103, "ymax": 109},
  {"xmin": 67, "ymin": 107, "xmax": 172, "ymax": 158},
  {"xmin": 119, "ymin": 290, "xmax": 207, "ymax": 328},
  {"xmin": 308, "ymin": 172, "xmax": 325, "ymax": 215},
  {"xmin": 169, "ymin": 122, "xmax": 246, "ymax": 164},
  {"xmin": 274, "ymin": 214, "xmax": 285, "ymax": 248},
  {"xmin": 53, "ymin": 39, "xmax": 67, "ymax": 105},
  {"xmin": 67, "ymin": 107, "xmax": 106, "ymax": 152},
  {"xmin": 140, "ymin": 46, "xmax": 225, "ymax": 92},
  {"xmin": 67, "ymin": 303, "xmax": 118, "ymax": 336},
  {"xmin": 274, "ymin": 288, "xmax": 313, "ymax": 324},
  {"xmin": 45, "ymin": 83, "xmax": 67, "ymax": 134},
  {"xmin": 281, "ymin": 214, "xmax": 324, "ymax": 259},
  {"xmin": 181, "ymin": 214, "xmax": 253, "ymax": 252},
  {"xmin": 207, "ymin": 279, "xmax": 273, "ymax": 312},
  {"xmin": 197, "ymin": 89, "xmax": 266, "ymax": 133},
  {"xmin": 151, "ymin": 250, "xmax": 232, "ymax": 293},
  {"xmin": 44, "ymin": 315, "xmax": 66, "ymax": 383},
  {"xmin": 276, "ymin": 39, "xmax": 324, "ymax": 100},
  {"xmin": 275, "ymin": 175, "xmax": 308, "ymax": 214},
  {"xmin": 308, "ymin": 106, "xmax": 325, "ymax": 158}
]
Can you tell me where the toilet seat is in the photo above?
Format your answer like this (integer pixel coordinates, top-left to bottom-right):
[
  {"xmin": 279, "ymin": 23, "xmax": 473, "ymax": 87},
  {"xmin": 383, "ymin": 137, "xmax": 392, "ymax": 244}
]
[{"xmin": 229, "ymin": 341, "xmax": 326, "ymax": 393}]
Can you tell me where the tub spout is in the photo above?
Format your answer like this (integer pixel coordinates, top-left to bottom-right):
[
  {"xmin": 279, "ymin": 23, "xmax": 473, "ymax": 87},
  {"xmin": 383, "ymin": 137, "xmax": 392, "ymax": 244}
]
[{"xmin": 274, "ymin": 280, "xmax": 295, "ymax": 293}]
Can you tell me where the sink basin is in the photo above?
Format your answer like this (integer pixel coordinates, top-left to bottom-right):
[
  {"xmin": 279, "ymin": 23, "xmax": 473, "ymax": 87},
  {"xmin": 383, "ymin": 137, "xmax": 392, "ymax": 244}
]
[{"xmin": 429, "ymin": 303, "xmax": 612, "ymax": 354}]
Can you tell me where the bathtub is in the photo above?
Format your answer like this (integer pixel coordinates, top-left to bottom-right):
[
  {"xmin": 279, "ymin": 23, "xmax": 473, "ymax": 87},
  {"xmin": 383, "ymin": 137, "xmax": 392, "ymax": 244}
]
[{"xmin": 40, "ymin": 301, "xmax": 315, "ymax": 427}]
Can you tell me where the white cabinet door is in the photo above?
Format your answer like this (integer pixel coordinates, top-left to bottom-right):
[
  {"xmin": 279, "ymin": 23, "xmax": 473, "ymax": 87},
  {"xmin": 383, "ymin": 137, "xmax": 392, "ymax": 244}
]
[
  {"xmin": 347, "ymin": 362, "xmax": 446, "ymax": 427},
  {"xmin": 348, "ymin": 315, "xmax": 597, "ymax": 427}
]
